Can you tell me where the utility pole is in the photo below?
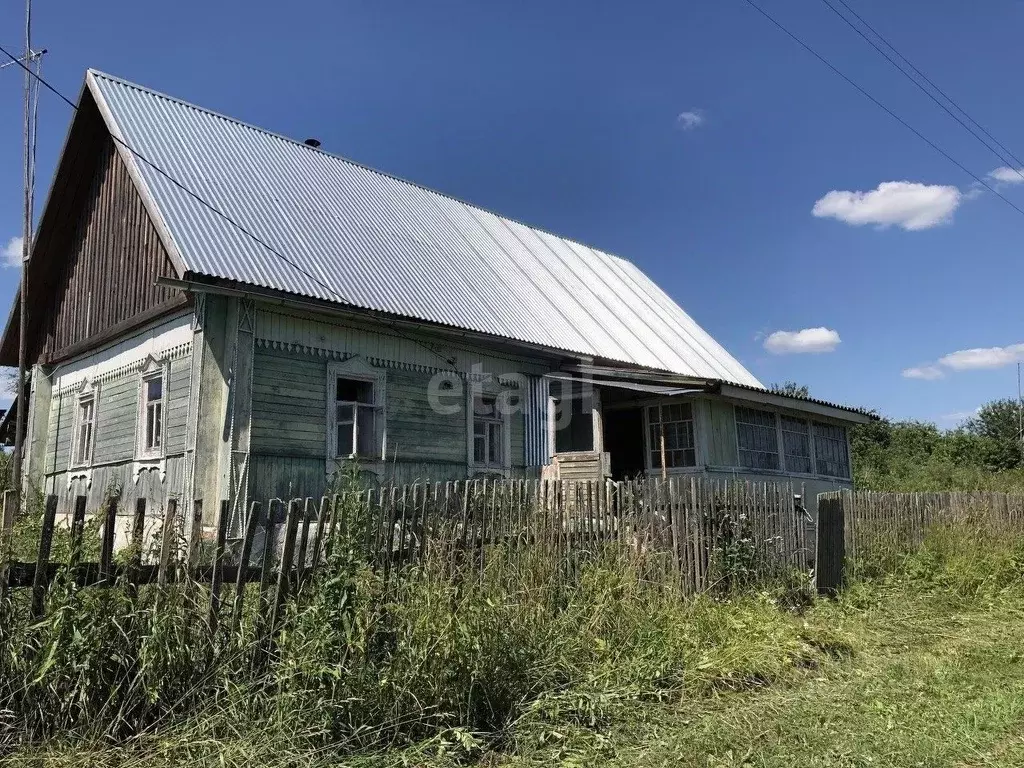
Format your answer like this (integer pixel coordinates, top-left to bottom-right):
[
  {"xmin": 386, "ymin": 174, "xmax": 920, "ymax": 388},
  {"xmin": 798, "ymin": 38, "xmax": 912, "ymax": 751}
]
[{"xmin": 13, "ymin": 0, "xmax": 36, "ymax": 502}]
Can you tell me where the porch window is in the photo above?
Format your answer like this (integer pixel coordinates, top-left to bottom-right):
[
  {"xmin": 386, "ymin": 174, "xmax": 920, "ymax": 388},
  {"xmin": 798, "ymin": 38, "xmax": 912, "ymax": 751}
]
[
  {"xmin": 473, "ymin": 394, "xmax": 504, "ymax": 467},
  {"xmin": 736, "ymin": 406, "xmax": 779, "ymax": 470},
  {"xmin": 333, "ymin": 377, "xmax": 378, "ymax": 458},
  {"xmin": 813, "ymin": 422, "xmax": 850, "ymax": 478},
  {"xmin": 647, "ymin": 402, "xmax": 695, "ymax": 469},
  {"xmin": 780, "ymin": 415, "xmax": 812, "ymax": 474},
  {"xmin": 73, "ymin": 394, "xmax": 96, "ymax": 467},
  {"xmin": 138, "ymin": 371, "xmax": 165, "ymax": 458}
]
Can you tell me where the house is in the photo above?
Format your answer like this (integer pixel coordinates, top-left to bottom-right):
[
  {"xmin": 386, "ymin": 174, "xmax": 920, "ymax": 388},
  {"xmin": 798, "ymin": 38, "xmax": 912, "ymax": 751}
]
[{"xmin": 1, "ymin": 70, "xmax": 872, "ymax": 532}]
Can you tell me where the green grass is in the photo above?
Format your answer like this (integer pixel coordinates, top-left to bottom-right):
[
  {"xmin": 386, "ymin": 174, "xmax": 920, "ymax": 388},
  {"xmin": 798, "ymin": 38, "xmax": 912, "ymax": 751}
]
[{"xmin": 3, "ymin": 510, "xmax": 1024, "ymax": 767}]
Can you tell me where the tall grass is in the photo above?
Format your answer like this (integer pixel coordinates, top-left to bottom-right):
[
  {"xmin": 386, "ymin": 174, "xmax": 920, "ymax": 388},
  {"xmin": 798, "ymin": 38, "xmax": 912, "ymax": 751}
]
[{"xmin": 0, "ymin": 487, "xmax": 834, "ymax": 764}]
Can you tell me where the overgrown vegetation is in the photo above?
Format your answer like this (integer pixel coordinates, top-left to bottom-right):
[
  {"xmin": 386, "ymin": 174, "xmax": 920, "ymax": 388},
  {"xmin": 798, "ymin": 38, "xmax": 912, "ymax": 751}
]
[{"xmin": 2, "ymin": 497, "xmax": 1022, "ymax": 766}]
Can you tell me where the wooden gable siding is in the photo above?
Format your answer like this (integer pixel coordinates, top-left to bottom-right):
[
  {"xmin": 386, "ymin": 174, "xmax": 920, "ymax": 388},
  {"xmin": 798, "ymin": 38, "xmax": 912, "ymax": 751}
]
[{"xmin": 38, "ymin": 134, "xmax": 182, "ymax": 362}]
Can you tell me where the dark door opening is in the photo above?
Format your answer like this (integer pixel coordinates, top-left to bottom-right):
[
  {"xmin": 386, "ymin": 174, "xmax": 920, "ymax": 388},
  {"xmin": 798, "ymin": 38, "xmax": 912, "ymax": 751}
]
[{"xmin": 603, "ymin": 408, "xmax": 646, "ymax": 480}]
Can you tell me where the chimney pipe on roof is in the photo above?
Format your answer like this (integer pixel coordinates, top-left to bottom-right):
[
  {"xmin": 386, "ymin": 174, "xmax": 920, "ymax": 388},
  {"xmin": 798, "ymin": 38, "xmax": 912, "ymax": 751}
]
[{"xmin": 304, "ymin": 138, "xmax": 321, "ymax": 148}]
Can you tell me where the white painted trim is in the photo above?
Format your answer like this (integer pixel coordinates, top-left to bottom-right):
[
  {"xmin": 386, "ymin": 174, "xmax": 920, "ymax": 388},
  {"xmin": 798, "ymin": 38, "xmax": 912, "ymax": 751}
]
[
  {"xmin": 135, "ymin": 356, "xmax": 169, "ymax": 461},
  {"xmin": 68, "ymin": 380, "xmax": 100, "ymax": 471},
  {"xmin": 54, "ymin": 313, "xmax": 193, "ymax": 394},
  {"xmin": 325, "ymin": 357, "xmax": 387, "ymax": 473}
]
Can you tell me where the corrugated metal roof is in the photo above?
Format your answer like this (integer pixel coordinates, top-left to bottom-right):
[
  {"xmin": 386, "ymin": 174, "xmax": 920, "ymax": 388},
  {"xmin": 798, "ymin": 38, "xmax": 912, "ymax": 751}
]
[{"xmin": 86, "ymin": 70, "xmax": 763, "ymax": 387}]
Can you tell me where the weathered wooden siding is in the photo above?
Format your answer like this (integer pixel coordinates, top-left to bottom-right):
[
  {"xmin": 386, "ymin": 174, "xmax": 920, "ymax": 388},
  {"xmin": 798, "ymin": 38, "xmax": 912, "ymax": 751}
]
[
  {"xmin": 165, "ymin": 357, "xmax": 192, "ymax": 455},
  {"xmin": 249, "ymin": 344, "xmax": 530, "ymax": 486},
  {"xmin": 93, "ymin": 378, "xmax": 137, "ymax": 464},
  {"xmin": 34, "ymin": 134, "xmax": 183, "ymax": 363},
  {"xmin": 251, "ymin": 349, "xmax": 326, "ymax": 457},
  {"xmin": 46, "ymin": 454, "xmax": 187, "ymax": 520},
  {"xmin": 388, "ymin": 370, "xmax": 465, "ymax": 464}
]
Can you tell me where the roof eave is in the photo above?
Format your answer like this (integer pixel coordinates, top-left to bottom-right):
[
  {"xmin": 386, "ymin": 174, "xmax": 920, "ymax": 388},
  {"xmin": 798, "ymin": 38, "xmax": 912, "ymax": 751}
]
[{"xmin": 715, "ymin": 382, "xmax": 875, "ymax": 423}]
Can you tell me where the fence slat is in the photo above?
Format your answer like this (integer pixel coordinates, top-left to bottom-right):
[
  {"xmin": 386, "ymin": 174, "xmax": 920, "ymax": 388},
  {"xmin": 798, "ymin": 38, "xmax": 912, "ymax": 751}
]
[
  {"xmin": 207, "ymin": 500, "xmax": 230, "ymax": 637},
  {"xmin": 157, "ymin": 499, "xmax": 179, "ymax": 587}
]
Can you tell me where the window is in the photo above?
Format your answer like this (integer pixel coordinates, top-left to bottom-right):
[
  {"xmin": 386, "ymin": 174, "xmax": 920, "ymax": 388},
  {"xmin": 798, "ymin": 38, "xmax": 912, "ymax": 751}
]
[
  {"xmin": 813, "ymin": 422, "xmax": 850, "ymax": 478},
  {"xmin": 73, "ymin": 395, "xmax": 95, "ymax": 467},
  {"xmin": 647, "ymin": 402, "xmax": 696, "ymax": 469},
  {"xmin": 736, "ymin": 406, "xmax": 779, "ymax": 470},
  {"xmin": 138, "ymin": 371, "xmax": 165, "ymax": 458},
  {"xmin": 781, "ymin": 415, "xmax": 812, "ymax": 474},
  {"xmin": 333, "ymin": 377, "xmax": 378, "ymax": 458},
  {"xmin": 473, "ymin": 394, "xmax": 504, "ymax": 467}
]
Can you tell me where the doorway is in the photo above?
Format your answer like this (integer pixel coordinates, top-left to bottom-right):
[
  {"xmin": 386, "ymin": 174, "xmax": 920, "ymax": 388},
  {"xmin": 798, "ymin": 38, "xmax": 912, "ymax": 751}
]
[{"xmin": 603, "ymin": 407, "xmax": 646, "ymax": 480}]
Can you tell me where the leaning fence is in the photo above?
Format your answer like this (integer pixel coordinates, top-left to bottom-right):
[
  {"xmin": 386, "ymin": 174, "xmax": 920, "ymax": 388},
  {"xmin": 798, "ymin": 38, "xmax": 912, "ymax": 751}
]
[
  {"xmin": 1, "ymin": 477, "xmax": 813, "ymax": 637},
  {"xmin": 815, "ymin": 489, "xmax": 1024, "ymax": 588}
]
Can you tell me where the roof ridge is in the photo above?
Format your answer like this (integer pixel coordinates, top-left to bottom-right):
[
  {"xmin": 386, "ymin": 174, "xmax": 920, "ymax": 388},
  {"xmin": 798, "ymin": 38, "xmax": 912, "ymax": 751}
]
[{"xmin": 86, "ymin": 68, "xmax": 638, "ymax": 270}]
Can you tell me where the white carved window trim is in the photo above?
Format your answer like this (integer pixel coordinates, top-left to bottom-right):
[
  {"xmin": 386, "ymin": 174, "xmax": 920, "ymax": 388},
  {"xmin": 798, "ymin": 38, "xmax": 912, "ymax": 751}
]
[
  {"xmin": 136, "ymin": 357, "xmax": 169, "ymax": 461},
  {"xmin": 467, "ymin": 379, "xmax": 514, "ymax": 475},
  {"xmin": 326, "ymin": 358, "xmax": 386, "ymax": 470},
  {"xmin": 69, "ymin": 380, "xmax": 99, "ymax": 470}
]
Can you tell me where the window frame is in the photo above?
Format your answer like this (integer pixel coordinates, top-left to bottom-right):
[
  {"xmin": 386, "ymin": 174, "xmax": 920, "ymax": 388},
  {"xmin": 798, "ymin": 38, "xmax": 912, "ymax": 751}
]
[
  {"xmin": 644, "ymin": 400, "xmax": 698, "ymax": 472},
  {"xmin": 727, "ymin": 401, "xmax": 851, "ymax": 480},
  {"xmin": 780, "ymin": 414, "xmax": 813, "ymax": 475},
  {"xmin": 468, "ymin": 382, "xmax": 514, "ymax": 474},
  {"xmin": 812, "ymin": 421, "xmax": 851, "ymax": 479},
  {"xmin": 70, "ymin": 382, "xmax": 99, "ymax": 470},
  {"xmin": 734, "ymin": 405, "xmax": 781, "ymax": 472},
  {"xmin": 326, "ymin": 359, "xmax": 386, "ymax": 467},
  {"xmin": 135, "ymin": 359, "xmax": 168, "ymax": 461}
]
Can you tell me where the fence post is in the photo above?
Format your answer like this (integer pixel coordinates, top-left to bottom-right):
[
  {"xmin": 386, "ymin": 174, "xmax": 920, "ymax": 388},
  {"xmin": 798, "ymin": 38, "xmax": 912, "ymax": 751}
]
[
  {"xmin": 207, "ymin": 500, "xmax": 230, "ymax": 637},
  {"xmin": 31, "ymin": 495, "xmax": 59, "ymax": 618},
  {"xmin": 231, "ymin": 501, "xmax": 262, "ymax": 635},
  {"xmin": 98, "ymin": 496, "xmax": 118, "ymax": 586},
  {"xmin": 69, "ymin": 495, "xmax": 88, "ymax": 582},
  {"xmin": 157, "ymin": 499, "xmax": 179, "ymax": 587},
  {"xmin": 1, "ymin": 489, "xmax": 18, "ymax": 600}
]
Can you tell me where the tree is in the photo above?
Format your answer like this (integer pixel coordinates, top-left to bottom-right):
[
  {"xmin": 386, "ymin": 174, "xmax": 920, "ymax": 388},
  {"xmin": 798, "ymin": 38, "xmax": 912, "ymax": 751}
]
[
  {"xmin": 964, "ymin": 398, "xmax": 1024, "ymax": 470},
  {"xmin": 769, "ymin": 381, "xmax": 809, "ymax": 398}
]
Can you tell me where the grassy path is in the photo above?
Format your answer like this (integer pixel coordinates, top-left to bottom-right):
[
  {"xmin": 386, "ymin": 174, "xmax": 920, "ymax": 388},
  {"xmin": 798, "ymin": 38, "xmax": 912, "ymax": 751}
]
[{"xmin": 507, "ymin": 588, "xmax": 1024, "ymax": 768}]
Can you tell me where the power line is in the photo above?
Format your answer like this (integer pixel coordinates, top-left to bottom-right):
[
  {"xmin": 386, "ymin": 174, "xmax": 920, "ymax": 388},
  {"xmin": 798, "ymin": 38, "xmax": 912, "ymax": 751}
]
[
  {"xmin": 740, "ymin": 0, "xmax": 1024, "ymax": 219},
  {"xmin": 818, "ymin": 0, "xmax": 1024, "ymax": 183},
  {"xmin": 0, "ymin": 43, "xmax": 460, "ymax": 369}
]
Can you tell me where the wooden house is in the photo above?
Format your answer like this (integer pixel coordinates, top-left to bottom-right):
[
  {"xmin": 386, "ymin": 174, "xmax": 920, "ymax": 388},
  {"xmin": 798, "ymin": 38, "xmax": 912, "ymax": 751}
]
[{"xmin": 1, "ymin": 71, "xmax": 872, "ymax": 531}]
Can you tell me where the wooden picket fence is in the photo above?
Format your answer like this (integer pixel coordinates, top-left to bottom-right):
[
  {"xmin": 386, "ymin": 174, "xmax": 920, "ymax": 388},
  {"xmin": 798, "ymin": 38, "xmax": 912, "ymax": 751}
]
[
  {"xmin": 1, "ymin": 477, "xmax": 814, "ymax": 633},
  {"xmin": 815, "ymin": 489, "xmax": 1024, "ymax": 588}
]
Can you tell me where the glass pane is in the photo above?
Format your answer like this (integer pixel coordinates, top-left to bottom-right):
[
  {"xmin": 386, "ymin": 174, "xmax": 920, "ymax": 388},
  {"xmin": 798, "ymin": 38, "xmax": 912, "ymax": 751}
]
[
  {"xmin": 473, "ymin": 420, "xmax": 486, "ymax": 437},
  {"xmin": 336, "ymin": 404, "xmax": 354, "ymax": 423},
  {"xmin": 337, "ymin": 378, "xmax": 373, "ymax": 404},
  {"xmin": 337, "ymin": 423, "xmax": 354, "ymax": 456},
  {"xmin": 488, "ymin": 422, "xmax": 502, "ymax": 465},
  {"xmin": 650, "ymin": 451, "xmax": 661, "ymax": 469},
  {"xmin": 356, "ymin": 407, "xmax": 375, "ymax": 456},
  {"xmin": 153, "ymin": 402, "xmax": 162, "ymax": 448},
  {"xmin": 146, "ymin": 405, "xmax": 155, "ymax": 449},
  {"xmin": 147, "ymin": 377, "xmax": 163, "ymax": 402},
  {"xmin": 474, "ymin": 434, "xmax": 486, "ymax": 464}
]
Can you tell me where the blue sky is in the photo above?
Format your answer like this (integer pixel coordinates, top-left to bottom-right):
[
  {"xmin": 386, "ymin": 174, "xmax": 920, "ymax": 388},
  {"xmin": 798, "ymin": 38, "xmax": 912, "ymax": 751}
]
[{"xmin": 1, "ymin": 0, "xmax": 1023, "ymax": 425}]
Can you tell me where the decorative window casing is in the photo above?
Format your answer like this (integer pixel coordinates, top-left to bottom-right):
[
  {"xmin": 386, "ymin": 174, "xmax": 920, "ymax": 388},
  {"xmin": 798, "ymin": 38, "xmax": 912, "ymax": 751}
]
[
  {"xmin": 70, "ymin": 381, "xmax": 99, "ymax": 469},
  {"xmin": 136, "ymin": 358, "xmax": 167, "ymax": 460},
  {"xmin": 468, "ymin": 385, "xmax": 515, "ymax": 473},
  {"xmin": 472, "ymin": 394, "xmax": 504, "ymax": 468},
  {"xmin": 326, "ymin": 358, "xmax": 386, "ymax": 464},
  {"xmin": 646, "ymin": 402, "xmax": 696, "ymax": 469},
  {"xmin": 813, "ymin": 422, "xmax": 850, "ymax": 478},
  {"xmin": 735, "ymin": 406, "xmax": 780, "ymax": 471},
  {"xmin": 780, "ymin": 416, "xmax": 812, "ymax": 474}
]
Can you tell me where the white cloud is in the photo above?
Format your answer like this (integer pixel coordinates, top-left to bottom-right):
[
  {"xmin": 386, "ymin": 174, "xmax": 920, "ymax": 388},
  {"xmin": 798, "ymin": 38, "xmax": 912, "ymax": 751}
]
[
  {"xmin": 938, "ymin": 343, "xmax": 1024, "ymax": 371},
  {"xmin": 987, "ymin": 167, "xmax": 1024, "ymax": 184},
  {"xmin": 2, "ymin": 236, "xmax": 23, "ymax": 268},
  {"xmin": 902, "ymin": 365, "xmax": 943, "ymax": 380},
  {"xmin": 901, "ymin": 365, "xmax": 944, "ymax": 380},
  {"xmin": 812, "ymin": 181, "xmax": 961, "ymax": 231},
  {"xmin": 903, "ymin": 342, "xmax": 1024, "ymax": 382},
  {"xmin": 763, "ymin": 327, "xmax": 841, "ymax": 355},
  {"xmin": 676, "ymin": 109, "xmax": 705, "ymax": 130}
]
